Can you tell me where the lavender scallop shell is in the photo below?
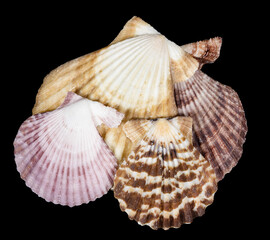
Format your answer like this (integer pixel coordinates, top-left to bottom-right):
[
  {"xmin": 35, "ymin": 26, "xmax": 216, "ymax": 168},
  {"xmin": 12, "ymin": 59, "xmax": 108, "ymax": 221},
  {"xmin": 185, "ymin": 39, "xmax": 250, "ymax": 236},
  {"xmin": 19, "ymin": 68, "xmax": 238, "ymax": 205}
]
[{"xmin": 14, "ymin": 92, "xmax": 124, "ymax": 206}]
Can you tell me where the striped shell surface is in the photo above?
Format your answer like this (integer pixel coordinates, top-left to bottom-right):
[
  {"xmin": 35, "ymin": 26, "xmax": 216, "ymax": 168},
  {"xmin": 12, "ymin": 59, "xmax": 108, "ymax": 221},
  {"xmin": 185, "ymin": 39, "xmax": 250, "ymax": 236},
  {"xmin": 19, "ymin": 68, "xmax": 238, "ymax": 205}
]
[
  {"xmin": 114, "ymin": 117, "xmax": 217, "ymax": 230},
  {"xmin": 174, "ymin": 70, "xmax": 247, "ymax": 180},
  {"xmin": 14, "ymin": 92, "xmax": 124, "ymax": 206}
]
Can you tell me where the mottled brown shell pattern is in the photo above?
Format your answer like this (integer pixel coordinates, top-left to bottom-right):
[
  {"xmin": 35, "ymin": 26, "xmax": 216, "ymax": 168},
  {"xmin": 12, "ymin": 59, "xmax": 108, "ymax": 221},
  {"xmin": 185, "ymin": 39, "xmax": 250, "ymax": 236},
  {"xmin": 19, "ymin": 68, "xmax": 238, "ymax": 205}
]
[{"xmin": 114, "ymin": 118, "xmax": 217, "ymax": 230}]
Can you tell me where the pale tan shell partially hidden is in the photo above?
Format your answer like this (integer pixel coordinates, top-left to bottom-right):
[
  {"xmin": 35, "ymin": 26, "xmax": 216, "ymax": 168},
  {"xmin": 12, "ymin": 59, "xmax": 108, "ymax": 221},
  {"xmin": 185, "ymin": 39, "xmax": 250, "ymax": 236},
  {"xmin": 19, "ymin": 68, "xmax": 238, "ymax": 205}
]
[{"xmin": 32, "ymin": 16, "xmax": 200, "ymax": 165}]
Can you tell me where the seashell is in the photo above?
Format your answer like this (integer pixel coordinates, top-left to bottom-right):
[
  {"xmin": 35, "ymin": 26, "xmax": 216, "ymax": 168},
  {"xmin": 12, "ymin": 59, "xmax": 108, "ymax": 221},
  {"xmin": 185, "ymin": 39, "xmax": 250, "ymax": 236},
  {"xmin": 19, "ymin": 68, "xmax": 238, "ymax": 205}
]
[
  {"xmin": 114, "ymin": 117, "xmax": 217, "ymax": 230},
  {"xmin": 181, "ymin": 37, "xmax": 222, "ymax": 68},
  {"xmin": 174, "ymin": 70, "xmax": 247, "ymax": 180},
  {"xmin": 31, "ymin": 16, "xmax": 201, "ymax": 167},
  {"xmin": 102, "ymin": 32, "xmax": 222, "ymax": 164},
  {"xmin": 32, "ymin": 16, "xmax": 199, "ymax": 117},
  {"xmin": 14, "ymin": 92, "xmax": 124, "ymax": 207}
]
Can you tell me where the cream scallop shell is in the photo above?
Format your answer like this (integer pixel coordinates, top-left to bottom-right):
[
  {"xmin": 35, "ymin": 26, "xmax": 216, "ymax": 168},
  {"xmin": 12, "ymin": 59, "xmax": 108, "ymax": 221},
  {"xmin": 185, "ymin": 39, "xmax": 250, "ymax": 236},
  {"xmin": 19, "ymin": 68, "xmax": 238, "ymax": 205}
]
[
  {"xmin": 114, "ymin": 117, "xmax": 217, "ymax": 230},
  {"xmin": 31, "ymin": 17, "xmax": 200, "ymax": 165},
  {"xmin": 14, "ymin": 92, "xmax": 124, "ymax": 206},
  {"xmin": 32, "ymin": 17, "xmax": 198, "ymax": 117}
]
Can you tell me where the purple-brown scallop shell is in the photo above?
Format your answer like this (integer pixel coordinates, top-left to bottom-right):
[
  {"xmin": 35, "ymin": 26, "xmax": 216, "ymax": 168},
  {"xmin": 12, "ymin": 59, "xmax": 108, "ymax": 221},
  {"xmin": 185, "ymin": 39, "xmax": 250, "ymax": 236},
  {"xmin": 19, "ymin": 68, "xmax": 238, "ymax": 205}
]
[{"xmin": 174, "ymin": 70, "xmax": 247, "ymax": 180}]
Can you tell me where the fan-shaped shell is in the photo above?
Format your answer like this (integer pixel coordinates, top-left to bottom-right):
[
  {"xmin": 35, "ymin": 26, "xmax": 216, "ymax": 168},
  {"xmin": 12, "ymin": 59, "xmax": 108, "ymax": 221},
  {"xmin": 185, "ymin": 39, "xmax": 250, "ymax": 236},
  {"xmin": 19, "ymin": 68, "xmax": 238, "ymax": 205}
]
[
  {"xmin": 174, "ymin": 70, "xmax": 247, "ymax": 180},
  {"xmin": 114, "ymin": 117, "xmax": 217, "ymax": 230},
  {"xmin": 14, "ymin": 92, "xmax": 124, "ymax": 206},
  {"xmin": 100, "ymin": 34, "xmax": 223, "ymax": 165},
  {"xmin": 32, "ymin": 17, "xmax": 198, "ymax": 118},
  {"xmin": 31, "ymin": 16, "xmax": 201, "ymax": 166}
]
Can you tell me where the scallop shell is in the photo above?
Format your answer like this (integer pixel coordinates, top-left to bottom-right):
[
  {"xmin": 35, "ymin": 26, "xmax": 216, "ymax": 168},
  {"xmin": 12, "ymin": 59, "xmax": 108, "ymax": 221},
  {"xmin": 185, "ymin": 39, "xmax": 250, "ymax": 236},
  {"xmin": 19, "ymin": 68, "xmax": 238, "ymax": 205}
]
[
  {"xmin": 32, "ymin": 16, "xmax": 199, "ymax": 118},
  {"xmin": 32, "ymin": 16, "xmax": 201, "ymax": 166},
  {"xmin": 174, "ymin": 70, "xmax": 247, "ymax": 180},
  {"xmin": 114, "ymin": 117, "xmax": 217, "ymax": 230},
  {"xmin": 14, "ymin": 92, "xmax": 124, "ymax": 206}
]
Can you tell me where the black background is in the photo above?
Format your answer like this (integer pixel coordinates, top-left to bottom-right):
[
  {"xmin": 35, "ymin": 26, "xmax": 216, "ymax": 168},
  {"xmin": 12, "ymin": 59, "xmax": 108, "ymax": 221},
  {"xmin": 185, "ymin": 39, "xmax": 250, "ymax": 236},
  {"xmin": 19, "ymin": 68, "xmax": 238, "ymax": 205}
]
[{"xmin": 3, "ymin": 2, "xmax": 263, "ymax": 239}]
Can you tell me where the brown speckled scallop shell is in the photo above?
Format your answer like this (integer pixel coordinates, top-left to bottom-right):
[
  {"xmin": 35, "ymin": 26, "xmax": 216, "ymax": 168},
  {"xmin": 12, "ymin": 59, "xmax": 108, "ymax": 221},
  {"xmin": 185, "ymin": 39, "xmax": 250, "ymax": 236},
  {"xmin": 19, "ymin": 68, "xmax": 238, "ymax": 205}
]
[{"xmin": 114, "ymin": 117, "xmax": 217, "ymax": 230}]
